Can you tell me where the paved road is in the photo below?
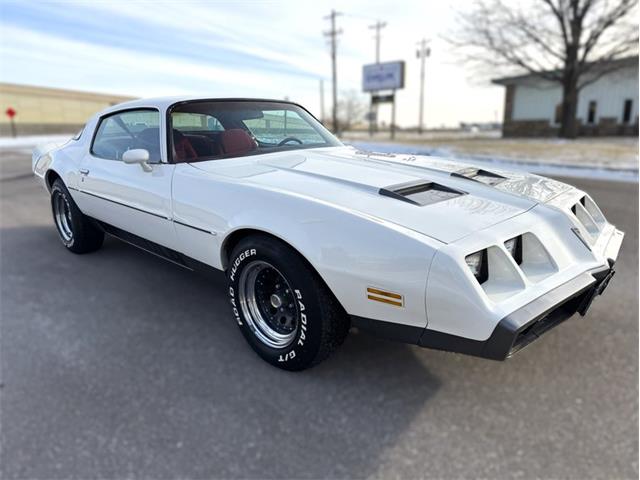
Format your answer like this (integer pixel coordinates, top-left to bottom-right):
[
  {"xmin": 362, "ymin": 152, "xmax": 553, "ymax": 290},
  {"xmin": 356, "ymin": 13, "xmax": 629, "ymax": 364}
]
[{"xmin": 1, "ymin": 147, "xmax": 638, "ymax": 479}]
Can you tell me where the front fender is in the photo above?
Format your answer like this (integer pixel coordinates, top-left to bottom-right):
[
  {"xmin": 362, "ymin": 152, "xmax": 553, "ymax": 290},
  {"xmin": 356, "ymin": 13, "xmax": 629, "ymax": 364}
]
[{"xmin": 172, "ymin": 165, "xmax": 442, "ymax": 329}]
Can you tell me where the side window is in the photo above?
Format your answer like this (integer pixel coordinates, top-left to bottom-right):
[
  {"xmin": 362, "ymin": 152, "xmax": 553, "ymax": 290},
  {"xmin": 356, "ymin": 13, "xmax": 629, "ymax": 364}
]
[
  {"xmin": 91, "ymin": 109, "xmax": 161, "ymax": 162},
  {"xmin": 243, "ymin": 110, "xmax": 325, "ymax": 145}
]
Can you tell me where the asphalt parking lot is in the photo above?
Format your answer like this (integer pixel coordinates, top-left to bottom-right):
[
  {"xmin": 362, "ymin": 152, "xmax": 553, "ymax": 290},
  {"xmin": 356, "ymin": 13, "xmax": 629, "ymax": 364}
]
[{"xmin": 1, "ymin": 147, "xmax": 638, "ymax": 479}]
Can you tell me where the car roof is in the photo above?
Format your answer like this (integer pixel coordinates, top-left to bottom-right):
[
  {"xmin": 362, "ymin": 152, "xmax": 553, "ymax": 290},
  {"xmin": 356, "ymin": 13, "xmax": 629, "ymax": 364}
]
[{"xmin": 98, "ymin": 96, "xmax": 302, "ymax": 116}]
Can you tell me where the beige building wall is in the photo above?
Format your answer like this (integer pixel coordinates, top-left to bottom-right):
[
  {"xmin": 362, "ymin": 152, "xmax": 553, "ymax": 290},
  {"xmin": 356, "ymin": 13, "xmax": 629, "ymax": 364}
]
[{"xmin": 0, "ymin": 83, "xmax": 135, "ymax": 136}]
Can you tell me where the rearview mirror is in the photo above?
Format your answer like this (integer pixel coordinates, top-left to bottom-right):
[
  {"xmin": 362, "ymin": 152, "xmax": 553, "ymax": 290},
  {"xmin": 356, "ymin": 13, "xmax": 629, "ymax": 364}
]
[{"xmin": 122, "ymin": 149, "xmax": 152, "ymax": 172}]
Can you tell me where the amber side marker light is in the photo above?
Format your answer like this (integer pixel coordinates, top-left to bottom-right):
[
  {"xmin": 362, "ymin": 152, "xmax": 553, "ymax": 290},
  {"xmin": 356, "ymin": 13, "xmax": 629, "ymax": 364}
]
[{"xmin": 366, "ymin": 287, "xmax": 404, "ymax": 307}]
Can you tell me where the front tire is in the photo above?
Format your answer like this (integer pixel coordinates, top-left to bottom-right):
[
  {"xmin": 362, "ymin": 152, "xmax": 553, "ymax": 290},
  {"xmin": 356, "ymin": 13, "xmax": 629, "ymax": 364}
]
[
  {"xmin": 227, "ymin": 235, "xmax": 349, "ymax": 371},
  {"xmin": 51, "ymin": 178, "xmax": 104, "ymax": 254}
]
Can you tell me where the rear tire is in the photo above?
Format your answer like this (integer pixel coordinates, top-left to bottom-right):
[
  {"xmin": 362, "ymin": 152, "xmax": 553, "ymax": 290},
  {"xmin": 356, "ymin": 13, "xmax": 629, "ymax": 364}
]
[
  {"xmin": 51, "ymin": 178, "xmax": 104, "ymax": 254},
  {"xmin": 227, "ymin": 235, "xmax": 349, "ymax": 371}
]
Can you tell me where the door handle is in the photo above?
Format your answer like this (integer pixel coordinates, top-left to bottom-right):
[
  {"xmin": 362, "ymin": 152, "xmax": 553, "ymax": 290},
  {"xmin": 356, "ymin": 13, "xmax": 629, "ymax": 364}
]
[{"xmin": 79, "ymin": 169, "xmax": 90, "ymax": 176}]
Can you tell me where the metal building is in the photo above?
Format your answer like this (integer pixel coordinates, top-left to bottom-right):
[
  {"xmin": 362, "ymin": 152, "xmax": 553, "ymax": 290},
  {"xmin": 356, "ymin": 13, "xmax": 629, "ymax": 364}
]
[
  {"xmin": 493, "ymin": 56, "xmax": 638, "ymax": 137},
  {"xmin": 0, "ymin": 83, "xmax": 135, "ymax": 136}
]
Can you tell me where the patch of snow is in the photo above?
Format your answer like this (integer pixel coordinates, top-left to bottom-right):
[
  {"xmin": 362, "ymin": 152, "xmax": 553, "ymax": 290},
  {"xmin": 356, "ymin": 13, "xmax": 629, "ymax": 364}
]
[
  {"xmin": 348, "ymin": 141, "xmax": 639, "ymax": 183},
  {"xmin": 0, "ymin": 134, "xmax": 73, "ymax": 149}
]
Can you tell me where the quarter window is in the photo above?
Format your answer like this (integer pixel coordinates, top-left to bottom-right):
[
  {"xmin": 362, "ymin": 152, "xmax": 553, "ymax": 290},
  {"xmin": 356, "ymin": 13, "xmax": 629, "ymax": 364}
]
[{"xmin": 91, "ymin": 109, "xmax": 161, "ymax": 162}]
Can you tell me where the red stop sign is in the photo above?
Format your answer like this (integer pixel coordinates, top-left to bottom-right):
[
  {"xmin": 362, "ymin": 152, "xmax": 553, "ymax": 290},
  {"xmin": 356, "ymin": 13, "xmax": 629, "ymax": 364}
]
[{"xmin": 5, "ymin": 107, "xmax": 16, "ymax": 119}]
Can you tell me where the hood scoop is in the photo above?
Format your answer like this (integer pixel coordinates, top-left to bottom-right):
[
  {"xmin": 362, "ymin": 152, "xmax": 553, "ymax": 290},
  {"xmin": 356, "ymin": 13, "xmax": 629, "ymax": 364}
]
[
  {"xmin": 379, "ymin": 180, "xmax": 466, "ymax": 206},
  {"xmin": 451, "ymin": 167, "xmax": 506, "ymax": 186}
]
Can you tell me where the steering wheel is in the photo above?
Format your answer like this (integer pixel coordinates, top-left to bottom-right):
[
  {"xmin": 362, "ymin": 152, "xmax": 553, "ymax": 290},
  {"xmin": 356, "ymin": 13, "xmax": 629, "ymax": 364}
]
[{"xmin": 277, "ymin": 137, "xmax": 303, "ymax": 146}]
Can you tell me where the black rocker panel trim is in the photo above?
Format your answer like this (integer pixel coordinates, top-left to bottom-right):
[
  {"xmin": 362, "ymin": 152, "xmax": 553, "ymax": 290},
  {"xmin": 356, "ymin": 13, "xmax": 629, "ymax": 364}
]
[{"xmin": 95, "ymin": 221, "xmax": 219, "ymax": 275}]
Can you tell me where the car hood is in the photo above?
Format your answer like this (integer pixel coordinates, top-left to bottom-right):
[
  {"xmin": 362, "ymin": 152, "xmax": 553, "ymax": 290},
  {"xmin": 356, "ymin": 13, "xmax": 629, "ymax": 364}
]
[{"xmin": 189, "ymin": 146, "xmax": 573, "ymax": 243}]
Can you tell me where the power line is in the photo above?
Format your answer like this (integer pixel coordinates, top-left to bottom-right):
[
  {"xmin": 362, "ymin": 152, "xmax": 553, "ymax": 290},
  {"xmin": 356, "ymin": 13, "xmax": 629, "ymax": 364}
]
[
  {"xmin": 324, "ymin": 9, "xmax": 342, "ymax": 134},
  {"xmin": 416, "ymin": 38, "xmax": 431, "ymax": 134}
]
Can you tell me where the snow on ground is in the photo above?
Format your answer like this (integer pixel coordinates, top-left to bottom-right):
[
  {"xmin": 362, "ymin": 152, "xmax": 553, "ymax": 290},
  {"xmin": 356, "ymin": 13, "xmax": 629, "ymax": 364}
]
[
  {"xmin": 0, "ymin": 134, "xmax": 72, "ymax": 149},
  {"xmin": 347, "ymin": 140, "xmax": 639, "ymax": 183},
  {"xmin": 343, "ymin": 131, "xmax": 638, "ymax": 168},
  {"xmin": 2, "ymin": 134, "xmax": 637, "ymax": 182}
]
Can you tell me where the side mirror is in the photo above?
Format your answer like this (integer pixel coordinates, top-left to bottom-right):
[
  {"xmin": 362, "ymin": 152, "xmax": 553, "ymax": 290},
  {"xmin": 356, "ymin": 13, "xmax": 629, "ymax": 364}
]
[{"xmin": 122, "ymin": 149, "xmax": 152, "ymax": 172}]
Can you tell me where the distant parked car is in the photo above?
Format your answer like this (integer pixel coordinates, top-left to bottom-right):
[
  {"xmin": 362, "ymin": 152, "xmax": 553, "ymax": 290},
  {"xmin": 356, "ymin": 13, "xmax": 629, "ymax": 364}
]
[{"xmin": 32, "ymin": 96, "xmax": 623, "ymax": 370}]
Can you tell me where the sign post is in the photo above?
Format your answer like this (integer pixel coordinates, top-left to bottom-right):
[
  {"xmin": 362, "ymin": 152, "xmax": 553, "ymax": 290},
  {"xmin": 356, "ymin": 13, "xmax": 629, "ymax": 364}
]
[
  {"xmin": 5, "ymin": 107, "xmax": 16, "ymax": 138},
  {"xmin": 362, "ymin": 61, "xmax": 405, "ymax": 140}
]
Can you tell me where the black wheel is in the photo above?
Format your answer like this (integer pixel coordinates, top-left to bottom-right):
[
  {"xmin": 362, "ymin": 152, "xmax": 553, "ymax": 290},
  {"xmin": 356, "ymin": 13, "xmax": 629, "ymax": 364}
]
[
  {"xmin": 51, "ymin": 178, "xmax": 104, "ymax": 254},
  {"xmin": 227, "ymin": 235, "xmax": 349, "ymax": 371}
]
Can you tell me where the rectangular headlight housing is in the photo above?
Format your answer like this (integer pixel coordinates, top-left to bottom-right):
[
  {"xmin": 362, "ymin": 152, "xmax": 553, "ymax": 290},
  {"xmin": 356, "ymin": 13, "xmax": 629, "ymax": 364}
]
[
  {"xmin": 465, "ymin": 249, "xmax": 488, "ymax": 284},
  {"xmin": 504, "ymin": 236, "xmax": 522, "ymax": 264}
]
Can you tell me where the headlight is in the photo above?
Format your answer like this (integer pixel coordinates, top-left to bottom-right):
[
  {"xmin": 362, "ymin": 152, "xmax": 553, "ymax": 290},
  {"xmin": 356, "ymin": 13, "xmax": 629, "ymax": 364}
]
[
  {"xmin": 465, "ymin": 249, "xmax": 488, "ymax": 284},
  {"xmin": 504, "ymin": 236, "xmax": 522, "ymax": 264}
]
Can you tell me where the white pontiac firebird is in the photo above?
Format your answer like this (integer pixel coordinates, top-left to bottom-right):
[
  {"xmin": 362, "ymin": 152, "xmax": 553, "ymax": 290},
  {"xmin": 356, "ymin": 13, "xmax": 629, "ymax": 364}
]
[{"xmin": 33, "ymin": 96, "xmax": 623, "ymax": 370}]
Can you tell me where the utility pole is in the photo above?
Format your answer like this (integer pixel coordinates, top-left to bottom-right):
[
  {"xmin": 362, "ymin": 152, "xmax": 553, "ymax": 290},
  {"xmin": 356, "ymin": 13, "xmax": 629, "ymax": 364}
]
[
  {"xmin": 369, "ymin": 20, "xmax": 387, "ymax": 63},
  {"xmin": 368, "ymin": 20, "xmax": 387, "ymax": 137},
  {"xmin": 416, "ymin": 38, "xmax": 430, "ymax": 135},
  {"xmin": 319, "ymin": 79, "xmax": 325, "ymax": 123},
  {"xmin": 324, "ymin": 9, "xmax": 342, "ymax": 134}
]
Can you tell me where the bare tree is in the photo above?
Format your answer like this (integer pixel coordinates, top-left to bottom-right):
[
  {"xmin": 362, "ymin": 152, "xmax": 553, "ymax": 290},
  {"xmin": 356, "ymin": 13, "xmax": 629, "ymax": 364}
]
[
  {"xmin": 337, "ymin": 90, "xmax": 368, "ymax": 131},
  {"xmin": 450, "ymin": 0, "xmax": 638, "ymax": 138}
]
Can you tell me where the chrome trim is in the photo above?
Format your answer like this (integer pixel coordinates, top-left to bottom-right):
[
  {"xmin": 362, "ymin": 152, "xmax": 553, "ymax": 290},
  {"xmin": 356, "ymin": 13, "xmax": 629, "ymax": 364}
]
[
  {"xmin": 72, "ymin": 188, "xmax": 170, "ymax": 220},
  {"xmin": 70, "ymin": 186, "xmax": 216, "ymax": 235},
  {"xmin": 53, "ymin": 190, "xmax": 73, "ymax": 242},
  {"xmin": 238, "ymin": 260, "xmax": 298, "ymax": 349},
  {"xmin": 173, "ymin": 219, "xmax": 217, "ymax": 235}
]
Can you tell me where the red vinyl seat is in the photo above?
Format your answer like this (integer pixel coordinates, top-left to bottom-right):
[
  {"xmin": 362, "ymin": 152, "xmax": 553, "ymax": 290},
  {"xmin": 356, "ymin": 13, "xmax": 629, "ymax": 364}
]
[
  {"xmin": 173, "ymin": 129, "xmax": 198, "ymax": 163},
  {"xmin": 220, "ymin": 129, "xmax": 257, "ymax": 156}
]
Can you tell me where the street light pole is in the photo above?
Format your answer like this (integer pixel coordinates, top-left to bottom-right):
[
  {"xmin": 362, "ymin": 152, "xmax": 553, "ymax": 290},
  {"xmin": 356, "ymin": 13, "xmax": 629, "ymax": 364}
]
[{"xmin": 416, "ymin": 38, "xmax": 430, "ymax": 135}]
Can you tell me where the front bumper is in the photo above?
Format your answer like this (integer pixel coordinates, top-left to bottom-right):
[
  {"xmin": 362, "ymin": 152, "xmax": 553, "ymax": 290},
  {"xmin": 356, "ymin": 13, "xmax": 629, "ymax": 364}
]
[
  {"xmin": 351, "ymin": 225, "xmax": 624, "ymax": 360},
  {"xmin": 418, "ymin": 264, "xmax": 615, "ymax": 360},
  {"xmin": 351, "ymin": 262, "xmax": 617, "ymax": 360}
]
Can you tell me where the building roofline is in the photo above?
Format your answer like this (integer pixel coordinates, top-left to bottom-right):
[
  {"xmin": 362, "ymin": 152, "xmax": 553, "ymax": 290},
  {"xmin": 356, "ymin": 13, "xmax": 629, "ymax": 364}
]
[
  {"xmin": 0, "ymin": 82, "xmax": 137, "ymax": 102},
  {"xmin": 491, "ymin": 55, "xmax": 639, "ymax": 85}
]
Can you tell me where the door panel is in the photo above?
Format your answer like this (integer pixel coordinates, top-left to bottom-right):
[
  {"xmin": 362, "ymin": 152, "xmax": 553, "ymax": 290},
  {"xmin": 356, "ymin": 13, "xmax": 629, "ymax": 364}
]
[
  {"xmin": 75, "ymin": 107, "xmax": 178, "ymax": 250},
  {"xmin": 77, "ymin": 155, "xmax": 177, "ymax": 249}
]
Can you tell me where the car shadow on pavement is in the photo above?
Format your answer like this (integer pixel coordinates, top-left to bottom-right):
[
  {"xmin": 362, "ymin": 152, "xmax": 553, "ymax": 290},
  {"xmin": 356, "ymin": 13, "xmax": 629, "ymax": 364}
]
[{"xmin": 1, "ymin": 226, "xmax": 441, "ymax": 480}]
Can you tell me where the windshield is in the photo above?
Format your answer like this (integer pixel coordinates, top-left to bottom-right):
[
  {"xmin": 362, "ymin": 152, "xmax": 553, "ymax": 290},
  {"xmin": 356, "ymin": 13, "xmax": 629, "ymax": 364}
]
[{"xmin": 169, "ymin": 100, "xmax": 341, "ymax": 163}]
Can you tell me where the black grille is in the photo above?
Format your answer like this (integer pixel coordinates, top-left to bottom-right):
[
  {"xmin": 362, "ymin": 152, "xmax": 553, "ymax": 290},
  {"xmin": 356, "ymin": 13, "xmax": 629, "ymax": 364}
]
[{"xmin": 508, "ymin": 291, "xmax": 588, "ymax": 356}]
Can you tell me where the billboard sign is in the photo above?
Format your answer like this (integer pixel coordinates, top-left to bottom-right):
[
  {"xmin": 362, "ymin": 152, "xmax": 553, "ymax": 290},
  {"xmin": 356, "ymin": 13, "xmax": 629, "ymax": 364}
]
[{"xmin": 362, "ymin": 61, "xmax": 405, "ymax": 92}]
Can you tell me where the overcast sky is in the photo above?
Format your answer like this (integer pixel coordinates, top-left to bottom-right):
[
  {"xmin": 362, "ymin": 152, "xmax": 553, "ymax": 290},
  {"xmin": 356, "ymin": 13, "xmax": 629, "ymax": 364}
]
[{"xmin": 0, "ymin": 0, "xmax": 505, "ymax": 127}]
